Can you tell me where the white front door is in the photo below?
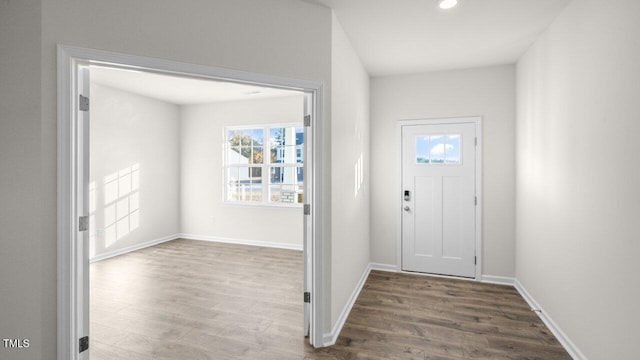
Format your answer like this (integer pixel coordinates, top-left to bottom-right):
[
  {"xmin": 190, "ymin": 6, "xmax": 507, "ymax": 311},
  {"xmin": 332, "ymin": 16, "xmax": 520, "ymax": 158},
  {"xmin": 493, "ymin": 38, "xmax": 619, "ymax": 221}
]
[{"xmin": 401, "ymin": 122, "xmax": 477, "ymax": 278}]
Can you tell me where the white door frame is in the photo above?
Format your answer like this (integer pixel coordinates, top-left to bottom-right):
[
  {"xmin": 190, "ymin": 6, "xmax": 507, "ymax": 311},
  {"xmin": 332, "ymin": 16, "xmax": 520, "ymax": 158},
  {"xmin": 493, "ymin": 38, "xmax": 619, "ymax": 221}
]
[
  {"xmin": 57, "ymin": 45, "xmax": 325, "ymax": 360},
  {"xmin": 396, "ymin": 117, "xmax": 482, "ymax": 280}
]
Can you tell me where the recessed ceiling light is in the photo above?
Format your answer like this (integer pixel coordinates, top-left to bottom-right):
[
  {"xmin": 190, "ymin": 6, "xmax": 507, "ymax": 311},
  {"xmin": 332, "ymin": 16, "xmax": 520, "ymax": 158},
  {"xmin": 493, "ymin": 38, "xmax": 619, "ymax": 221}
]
[{"xmin": 437, "ymin": 0, "xmax": 458, "ymax": 10}]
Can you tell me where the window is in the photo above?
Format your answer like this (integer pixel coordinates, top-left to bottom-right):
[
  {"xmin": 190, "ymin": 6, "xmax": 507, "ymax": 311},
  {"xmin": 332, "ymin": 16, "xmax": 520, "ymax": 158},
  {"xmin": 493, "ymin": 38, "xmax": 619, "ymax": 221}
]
[
  {"xmin": 416, "ymin": 134, "xmax": 461, "ymax": 164},
  {"xmin": 225, "ymin": 125, "xmax": 304, "ymax": 205}
]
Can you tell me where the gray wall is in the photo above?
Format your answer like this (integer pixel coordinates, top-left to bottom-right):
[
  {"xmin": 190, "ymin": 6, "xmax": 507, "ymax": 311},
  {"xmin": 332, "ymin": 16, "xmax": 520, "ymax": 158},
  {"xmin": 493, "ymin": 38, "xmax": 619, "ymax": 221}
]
[
  {"xmin": 516, "ymin": 0, "xmax": 640, "ymax": 358},
  {"xmin": 0, "ymin": 0, "xmax": 333, "ymax": 358},
  {"xmin": 370, "ymin": 65, "xmax": 517, "ymax": 277},
  {"xmin": 0, "ymin": 1, "xmax": 46, "ymax": 360}
]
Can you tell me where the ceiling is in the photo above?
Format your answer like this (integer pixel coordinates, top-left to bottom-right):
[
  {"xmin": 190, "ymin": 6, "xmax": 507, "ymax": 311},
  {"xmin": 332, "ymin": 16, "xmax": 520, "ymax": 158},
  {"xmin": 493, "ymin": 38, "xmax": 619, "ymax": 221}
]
[
  {"xmin": 313, "ymin": 0, "xmax": 572, "ymax": 76},
  {"xmin": 91, "ymin": 1, "xmax": 572, "ymax": 99},
  {"xmin": 90, "ymin": 66, "xmax": 301, "ymax": 105}
]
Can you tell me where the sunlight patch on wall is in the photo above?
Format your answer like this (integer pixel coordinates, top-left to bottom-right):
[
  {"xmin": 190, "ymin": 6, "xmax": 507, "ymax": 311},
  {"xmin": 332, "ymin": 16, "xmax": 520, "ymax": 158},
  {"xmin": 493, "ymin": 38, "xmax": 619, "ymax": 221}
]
[
  {"xmin": 89, "ymin": 182, "xmax": 97, "ymax": 258},
  {"xmin": 104, "ymin": 164, "xmax": 140, "ymax": 247},
  {"xmin": 354, "ymin": 152, "xmax": 364, "ymax": 197}
]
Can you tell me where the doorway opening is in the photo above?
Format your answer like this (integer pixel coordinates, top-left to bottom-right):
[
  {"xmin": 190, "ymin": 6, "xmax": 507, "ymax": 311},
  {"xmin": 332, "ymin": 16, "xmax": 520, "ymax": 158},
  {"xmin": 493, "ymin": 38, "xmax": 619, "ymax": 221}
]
[{"xmin": 57, "ymin": 46, "xmax": 324, "ymax": 360}]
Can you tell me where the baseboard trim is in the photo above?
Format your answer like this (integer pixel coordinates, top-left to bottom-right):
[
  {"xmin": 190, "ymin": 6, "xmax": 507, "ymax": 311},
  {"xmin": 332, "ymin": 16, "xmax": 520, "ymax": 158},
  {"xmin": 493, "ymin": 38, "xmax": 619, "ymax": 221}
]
[
  {"xmin": 480, "ymin": 275, "xmax": 515, "ymax": 286},
  {"xmin": 90, "ymin": 233, "xmax": 180, "ymax": 263},
  {"xmin": 90, "ymin": 232, "xmax": 303, "ymax": 262},
  {"xmin": 323, "ymin": 263, "xmax": 372, "ymax": 346},
  {"xmin": 369, "ymin": 263, "xmax": 400, "ymax": 272},
  {"xmin": 515, "ymin": 280, "xmax": 586, "ymax": 360},
  {"xmin": 367, "ymin": 264, "xmax": 518, "ymax": 288},
  {"xmin": 179, "ymin": 233, "xmax": 303, "ymax": 251}
]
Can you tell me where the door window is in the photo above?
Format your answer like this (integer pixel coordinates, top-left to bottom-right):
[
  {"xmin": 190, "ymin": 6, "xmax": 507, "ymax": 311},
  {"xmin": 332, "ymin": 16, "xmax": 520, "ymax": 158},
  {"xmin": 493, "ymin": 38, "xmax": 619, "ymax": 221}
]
[{"xmin": 416, "ymin": 134, "xmax": 461, "ymax": 164}]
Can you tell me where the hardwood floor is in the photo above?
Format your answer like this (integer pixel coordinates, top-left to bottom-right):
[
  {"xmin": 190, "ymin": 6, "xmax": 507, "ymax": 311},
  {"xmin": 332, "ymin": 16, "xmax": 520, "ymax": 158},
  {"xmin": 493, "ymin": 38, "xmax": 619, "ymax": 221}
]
[
  {"xmin": 331, "ymin": 271, "xmax": 571, "ymax": 359},
  {"xmin": 90, "ymin": 239, "xmax": 570, "ymax": 359}
]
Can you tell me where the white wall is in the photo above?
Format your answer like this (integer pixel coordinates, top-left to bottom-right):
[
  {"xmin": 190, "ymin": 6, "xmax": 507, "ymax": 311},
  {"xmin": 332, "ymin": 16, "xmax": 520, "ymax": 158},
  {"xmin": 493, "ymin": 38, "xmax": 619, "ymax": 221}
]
[
  {"xmin": 516, "ymin": 0, "xmax": 640, "ymax": 358},
  {"xmin": 370, "ymin": 65, "xmax": 516, "ymax": 277},
  {"xmin": 180, "ymin": 95, "xmax": 304, "ymax": 247},
  {"xmin": 330, "ymin": 13, "xmax": 371, "ymax": 331},
  {"xmin": 90, "ymin": 84, "xmax": 180, "ymax": 258}
]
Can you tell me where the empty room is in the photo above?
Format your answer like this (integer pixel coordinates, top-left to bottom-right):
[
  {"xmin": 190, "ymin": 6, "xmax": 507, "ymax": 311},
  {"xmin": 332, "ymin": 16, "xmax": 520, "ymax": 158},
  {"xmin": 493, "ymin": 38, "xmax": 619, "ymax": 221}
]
[
  {"xmin": 86, "ymin": 66, "xmax": 311, "ymax": 358},
  {"xmin": 1, "ymin": 0, "xmax": 638, "ymax": 360}
]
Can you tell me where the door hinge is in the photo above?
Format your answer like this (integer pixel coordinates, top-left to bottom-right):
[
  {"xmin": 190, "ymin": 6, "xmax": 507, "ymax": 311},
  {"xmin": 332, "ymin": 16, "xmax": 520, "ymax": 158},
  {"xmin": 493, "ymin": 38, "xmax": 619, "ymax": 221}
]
[
  {"xmin": 79, "ymin": 216, "xmax": 89, "ymax": 232},
  {"xmin": 303, "ymin": 204, "xmax": 311, "ymax": 215},
  {"xmin": 79, "ymin": 95, "xmax": 90, "ymax": 111},
  {"xmin": 474, "ymin": 196, "xmax": 477, "ymax": 206},
  {"xmin": 304, "ymin": 114, "xmax": 311, "ymax": 127},
  {"xmin": 475, "ymin": 256, "xmax": 477, "ymax": 265},
  {"xmin": 304, "ymin": 292, "xmax": 311, "ymax": 303},
  {"xmin": 79, "ymin": 336, "xmax": 89, "ymax": 353},
  {"xmin": 474, "ymin": 137, "xmax": 477, "ymax": 146}
]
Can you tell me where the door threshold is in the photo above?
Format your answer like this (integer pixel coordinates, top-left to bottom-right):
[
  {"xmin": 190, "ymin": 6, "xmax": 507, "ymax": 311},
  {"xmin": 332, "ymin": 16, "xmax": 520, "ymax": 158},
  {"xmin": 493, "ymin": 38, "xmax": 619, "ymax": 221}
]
[{"xmin": 398, "ymin": 269, "xmax": 477, "ymax": 282}]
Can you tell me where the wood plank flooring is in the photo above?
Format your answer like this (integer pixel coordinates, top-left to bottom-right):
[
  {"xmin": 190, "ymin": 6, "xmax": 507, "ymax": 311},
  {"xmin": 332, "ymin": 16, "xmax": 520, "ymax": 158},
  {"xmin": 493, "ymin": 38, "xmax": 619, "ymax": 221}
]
[{"xmin": 90, "ymin": 239, "xmax": 570, "ymax": 359}]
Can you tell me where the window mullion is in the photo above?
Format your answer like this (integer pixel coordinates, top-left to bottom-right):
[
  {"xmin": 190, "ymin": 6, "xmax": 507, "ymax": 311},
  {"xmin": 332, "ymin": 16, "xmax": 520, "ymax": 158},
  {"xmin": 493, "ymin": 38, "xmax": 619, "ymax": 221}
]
[{"xmin": 264, "ymin": 125, "xmax": 270, "ymax": 204}]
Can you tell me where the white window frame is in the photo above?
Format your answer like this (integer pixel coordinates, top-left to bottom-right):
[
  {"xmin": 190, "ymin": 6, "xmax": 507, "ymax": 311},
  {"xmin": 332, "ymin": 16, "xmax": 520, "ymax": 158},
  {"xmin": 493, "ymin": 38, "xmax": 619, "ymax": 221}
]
[
  {"xmin": 224, "ymin": 123, "xmax": 304, "ymax": 208},
  {"xmin": 415, "ymin": 133, "xmax": 463, "ymax": 165}
]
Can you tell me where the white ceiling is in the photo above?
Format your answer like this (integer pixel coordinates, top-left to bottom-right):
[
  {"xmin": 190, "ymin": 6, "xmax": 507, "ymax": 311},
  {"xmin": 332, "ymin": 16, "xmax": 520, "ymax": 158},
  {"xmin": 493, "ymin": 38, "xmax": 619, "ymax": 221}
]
[
  {"xmin": 313, "ymin": 0, "xmax": 572, "ymax": 76},
  {"xmin": 92, "ymin": 1, "xmax": 572, "ymax": 98},
  {"xmin": 90, "ymin": 66, "xmax": 301, "ymax": 105}
]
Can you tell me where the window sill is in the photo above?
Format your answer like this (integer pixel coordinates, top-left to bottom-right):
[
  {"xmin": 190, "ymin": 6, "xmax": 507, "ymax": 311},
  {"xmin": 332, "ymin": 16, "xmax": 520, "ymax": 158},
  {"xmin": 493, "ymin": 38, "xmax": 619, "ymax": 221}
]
[{"xmin": 222, "ymin": 201, "xmax": 303, "ymax": 210}]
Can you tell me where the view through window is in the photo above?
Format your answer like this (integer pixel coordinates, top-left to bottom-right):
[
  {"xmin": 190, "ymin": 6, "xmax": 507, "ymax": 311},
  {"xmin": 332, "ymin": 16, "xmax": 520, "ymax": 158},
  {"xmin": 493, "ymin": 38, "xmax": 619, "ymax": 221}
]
[{"xmin": 225, "ymin": 125, "xmax": 304, "ymax": 205}]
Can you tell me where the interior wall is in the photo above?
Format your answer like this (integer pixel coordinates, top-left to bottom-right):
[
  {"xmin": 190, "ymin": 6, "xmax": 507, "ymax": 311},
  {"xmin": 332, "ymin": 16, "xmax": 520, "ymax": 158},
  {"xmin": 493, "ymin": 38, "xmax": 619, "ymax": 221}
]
[
  {"xmin": 90, "ymin": 84, "xmax": 181, "ymax": 258},
  {"xmin": 180, "ymin": 95, "xmax": 304, "ymax": 247},
  {"xmin": 31, "ymin": 0, "xmax": 334, "ymax": 355},
  {"xmin": 370, "ymin": 65, "xmax": 516, "ymax": 278},
  {"xmin": 330, "ymin": 12, "xmax": 371, "ymax": 331},
  {"xmin": 0, "ymin": 1, "xmax": 46, "ymax": 360},
  {"xmin": 516, "ymin": 0, "xmax": 640, "ymax": 358}
]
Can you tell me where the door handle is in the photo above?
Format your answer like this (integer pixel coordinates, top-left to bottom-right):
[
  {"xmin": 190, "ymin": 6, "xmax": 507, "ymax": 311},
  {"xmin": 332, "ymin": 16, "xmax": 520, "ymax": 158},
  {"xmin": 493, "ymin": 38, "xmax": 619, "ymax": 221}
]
[{"xmin": 404, "ymin": 206, "xmax": 411, "ymax": 211}]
